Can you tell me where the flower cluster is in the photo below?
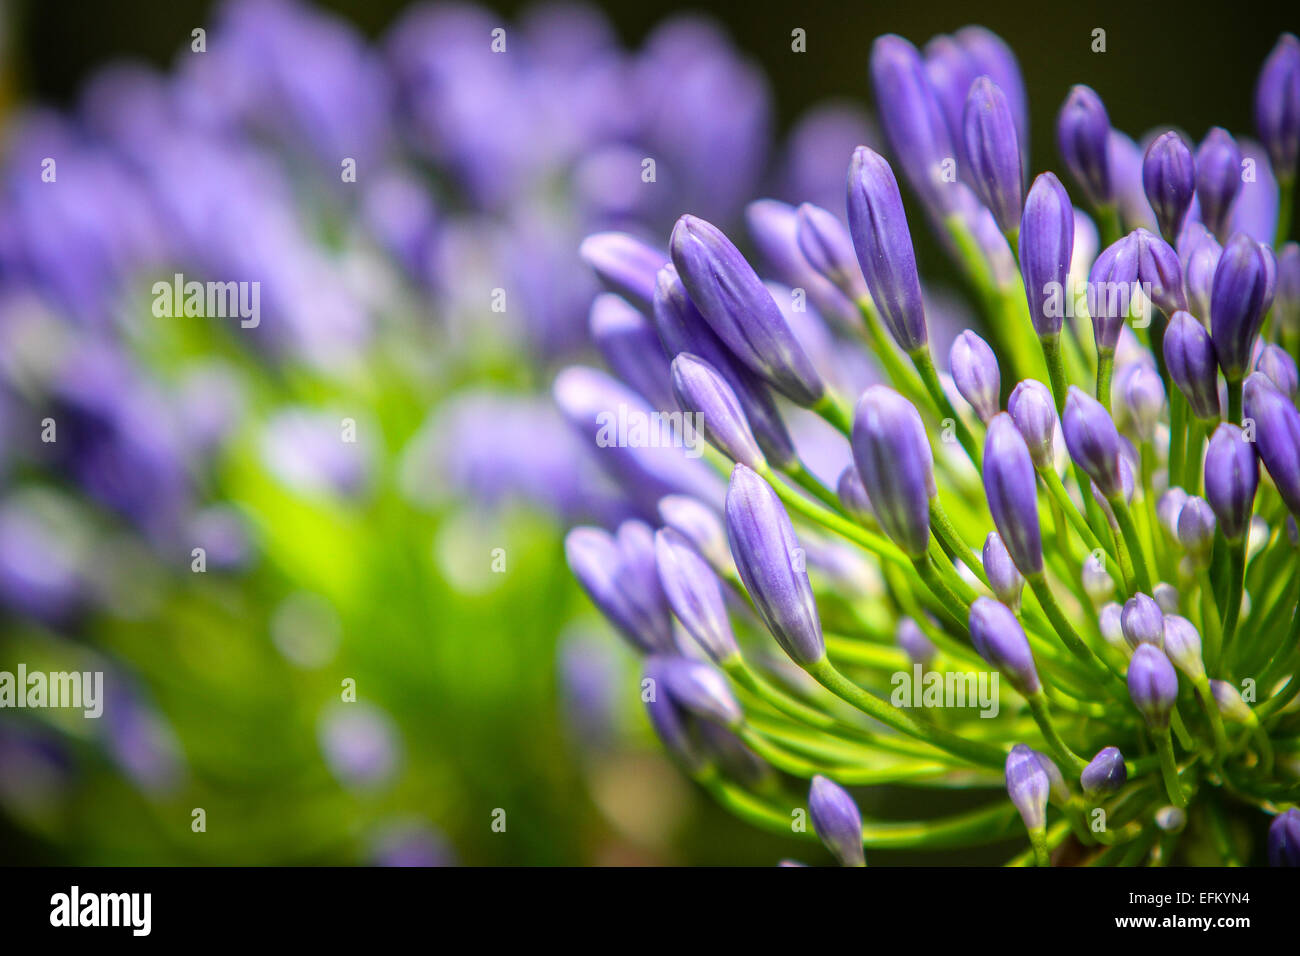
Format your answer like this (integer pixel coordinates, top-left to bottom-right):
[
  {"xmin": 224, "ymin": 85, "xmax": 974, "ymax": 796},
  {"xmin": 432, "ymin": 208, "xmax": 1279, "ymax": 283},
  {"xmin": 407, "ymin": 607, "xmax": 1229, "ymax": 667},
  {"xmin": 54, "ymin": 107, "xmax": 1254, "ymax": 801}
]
[{"xmin": 564, "ymin": 27, "xmax": 1300, "ymax": 865}]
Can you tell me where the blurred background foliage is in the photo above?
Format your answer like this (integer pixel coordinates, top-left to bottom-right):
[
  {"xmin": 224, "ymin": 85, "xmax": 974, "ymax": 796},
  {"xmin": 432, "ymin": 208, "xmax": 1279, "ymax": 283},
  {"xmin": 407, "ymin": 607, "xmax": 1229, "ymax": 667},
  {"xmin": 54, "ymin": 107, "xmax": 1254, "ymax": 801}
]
[{"xmin": 0, "ymin": 0, "xmax": 1293, "ymax": 866}]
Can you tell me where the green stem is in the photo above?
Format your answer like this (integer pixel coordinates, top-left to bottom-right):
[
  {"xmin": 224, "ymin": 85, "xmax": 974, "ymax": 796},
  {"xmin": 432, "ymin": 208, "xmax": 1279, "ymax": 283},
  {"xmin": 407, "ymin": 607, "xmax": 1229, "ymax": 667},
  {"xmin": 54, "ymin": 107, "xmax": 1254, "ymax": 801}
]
[
  {"xmin": 1195, "ymin": 567, "xmax": 1224, "ymax": 673},
  {"xmin": 1108, "ymin": 496, "xmax": 1153, "ymax": 594},
  {"xmin": 911, "ymin": 347, "xmax": 982, "ymax": 468},
  {"xmin": 1153, "ymin": 729, "xmax": 1187, "ymax": 808},
  {"xmin": 1027, "ymin": 692, "xmax": 1088, "ymax": 774},
  {"xmin": 854, "ymin": 297, "xmax": 931, "ymax": 408},
  {"xmin": 1027, "ymin": 573, "xmax": 1124, "ymax": 690},
  {"xmin": 1220, "ymin": 538, "xmax": 1245, "ymax": 662},
  {"xmin": 1227, "ymin": 376, "xmax": 1242, "ymax": 425},
  {"xmin": 812, "ymin": 393, "xmax": 853, "ymax": 437},
  {"xmin": 1029, "ymin": 825, "xmax": 1051, "ymax": 867},
  {"xmin": 1096, "ymin": 349, "xmax": 1115, "ymax": 413},
  {"xmin": 930, "ymin": 499, "xmax": 987, "ymax": 587},
  {"xmin": 781, "ymin": 460, "xmax": 844, "ymax": 513}
]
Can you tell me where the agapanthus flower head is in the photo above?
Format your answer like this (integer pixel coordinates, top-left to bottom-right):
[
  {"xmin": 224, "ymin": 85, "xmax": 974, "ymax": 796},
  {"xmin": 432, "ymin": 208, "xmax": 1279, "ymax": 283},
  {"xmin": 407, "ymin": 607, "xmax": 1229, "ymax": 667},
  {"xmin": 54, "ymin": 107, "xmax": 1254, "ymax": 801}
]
[
  {"xmin": 1081, "ymin": 746, "xmax": 1128, "ymax": 797},
  {"xmin": 1195, "ymin": 128, "xmax": 1244, "ymax": 241},
  {"xmin": 950, "ymin": 330, "xmax": 1001, "ymax": 423},
  {"xmin": 896, "ymin": 616, "xmax": 936, "ymax": 665},
  {"xmin": 670, "ymin": 215, "xmax": 824, "ymax": 407},
  {"xmin": 1142, "ymin": 130, "xmax": 1196, "ymax": 243},
  {"xmin": 654, "ymin": 527, "xmax": 738, "ymax": 663},
  {"xmin": 1127, "ymin": 644, "xmax": 1178, "ymax": 729},
  {"xmin": 1256, "ymin": 343, "xmax": 1299, "ymax": 398},
  {"xmin": 808, "ymin": 774, "xmax": 866, "ymax": 866},
  {"xmin": 1177, "ymin": 496, "xmax": 1218, "ymax": 565},
  {"xmin": 1121, "ymin": 592, "xmax": 1165, "ymax": 649},
  {"xmin": 969, "ymin": 596, "xmax": 1039, "ymax": 694},
  {"xmin": 1005, "ymin": 743, "xmax": 1050, "ymax": 830},
  {"xmin": 1057, "ymin": 84, "xmax": 1112, "ymax": 206},
  {"xmin": 1163, "ymin": 311, "xmax": 1222, "ymax": 421},
  {"xmin": 1161, "ymin": 615, "xmax": 1206, "ymax": 681},
  {"xmin": 1019, "ymin": 172, "xmax": 1074, "ymax": 338},
  {"xmin": 1269, "ymin": 808, "xmax": 1300, "ymax": 867},
  {"xmin": 869, "ymin": 34, "xmax": 955, "ymax": 212},
  {"xmin": 1007, "ymin": 378, "xmax": 1058, "ymax": 468},
  {"xmin": 1211, "ymin": 233, "xmax": 1277, "ymax": 381},
  {"xmin": 646, "ymin": 654, "xmax": 742, "ymax": 729},
  {"xmin": 963, "ymin": 76, "xmax": 1024, "ymax": 234},
  {"xmin": 1081, "ymin": 552, "xmax": 1114, "ymax": 605},
  {"xmin": 1063, "ymin": 386, "xmax": 1124, "ymax": 498},
  {"xmin": 795, "ymin": 201, "xmax": 869, "ymax": 301},
  {"xmin": 671, "ymin": 353, "xmax": 766, "ymax": 471},
  {"xmin": 725, "ymin": 464, "xmax": 825, "ymax": 665},
  {"xmin": 847, "ymin": 146, "xmax": 929, "ymax": 354},
  {"xmin": 1243, "ymin": 372, "xmax": 1300, "ymax": 515},
  {"xmin": 1203, "ymin": 423, "xmax": 1260, "ymax": 540},
  {"xmin": 982, "ymin": 531, "xmax": 1025, "ymax": 610},
  {"xmin": 983, "ymin": 413, "xmax": 1043, "ymax": 576},
  {"xmin": 579, "ymin": 232, "xmax": 668, "ymax": 314},
  {"xmin": 652, "ymin": 265, "xmax": 798, "ymax": 469},
  {"xmin": 851, "ymin": 385, "xmax": 935, "ymax": 558},
  {"xmin": 1088, "ymin": 232, "xmax": 1141, "ymax": 355},
  {"xmin": 1254, "ymin": 33, "xmax": 1300, "ymax": 182}
]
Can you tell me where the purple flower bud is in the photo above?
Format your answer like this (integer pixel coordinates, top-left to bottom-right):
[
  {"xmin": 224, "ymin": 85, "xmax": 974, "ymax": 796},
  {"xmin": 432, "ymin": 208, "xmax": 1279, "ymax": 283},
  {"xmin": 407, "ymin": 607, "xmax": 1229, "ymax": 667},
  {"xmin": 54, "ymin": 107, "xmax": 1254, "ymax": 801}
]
[
  {"xmin": 1268, "ymin": 807, "xmax": 1300, "ymax": 867},
  {"xmin": 1082, "ymin": 552, "xmax": 1114, "ymax": 604},
  {"xmin": 1127, "ymin": 644, "xmax": 1178, "ymax": 729},
  {"xmin": 1123, "ymin": 364, "xmax": 1166, "ymax": 442},
  {"xmin": 955, "ymin": 27, "xmax": 1029, "ymax": 152},
  {"xmin": 1243, "ymin": 372, "xmax": 1300, "ymax": 515},
  {"xmin": 851, "ymin": 385, "xmax": 936, "ymax": 558},
  {"xmin": 1121, "ymin": 593, "xmax": 1165, "ymax": 649},
  {"xmin": 1019, "ymin": 173, "xmax": 1074, "ymax": 338},
  {"xmin": 836, "ymin": 465, "xmax": 876, "ymax": 526},
  {"xmin": 1142, "ymin": 131, "xmax": 1196, "ymax": 243},
  {"xmin": 579, "ymin": 232, "xmax": 668, "ymax": 313},
  {"xmin": 1134, "ymin": 228, "xmax": 1187, "ymax": 316},
  {"xmin": 1276, "ymin": 242, "xmax": 1300, "ymax": 335},
  {"xmin": 670, "ymin": 215, "xmax": 824, "ymax": 407},
  {"xmin": 653, "ymin": 266, "xmax": 797, "ymax": 469},
  {"xmin": 1034, "ymin": 750, "xmax": 1070, "ymax": 806},
  {"xmin": 1154, "ymin": 582, "xmax": 1181, "ymax": 614},
  {"xmin": 983, "ymin": 531, "xmax": 1025, "ymax": 610},
  {"xmin": 565, "ymin": 526, "xmax": 672, "ymax": 654},
  {"xmin": 1007, "ymin": 379, "xmax": 1058, "ymax": 469},
  {"xmin": 897, "ymin": 616, "xmax": 936, "ymax": 665},
  {"xmin": 1203, "ymin": 423, "xmax": 1259, "ymax": 540},
  {"xmin": 1211, "ymin": 233, "xmax": 1276, "ymax": 381},
  {"xmin": 869, "ymin": 35, "xmax": 955, "ymax": 211},
  {"xmin": 795, "ymin": 202, "xmax": 869, "ymax": 301},
  {"xmin": 1257, "ymin": 344, "xmax": 1299, "ymax": 399},
  {"xmin": 1182, "ymin": 227, "xmax": 1222, "ymax": 322},
  {"xmin": 1057, "ymin": 85, "xmax": 1112, "ymax": 206},
  {"xmin": 746, "ymin": 198, "xmax": 859, "ymax": 328},
  {"xmin": 963, "ymin": 77, "xmax": 1024, "ymax": 234},
  {"xmin": 1163, "ymin": 311, "xmax": 1222, "ymax": 421},
  {"xmin": 647, "ymin": 654, "xmax": 742, "ymax": 729},
  {"xmin": 590, "ymin": 293, "xmax": 674, "ymax": 412},
  {"xmin": 1157, "ymin": 487, "xmax": 1188, "ymax": 539},
  {"xmin": 1195, "ymin": 129, "xmax": 1244, "ymax": 241},
  {"xmin": 659, "ymin": 495, "xmax": 730, "ymax": 574},
  {"xmin": 1110, "ymin": 131, "xmax": 1158, "ymax": 233},
  {"xmin": 1210, "ymin": 679, "xmax": 1255, "ymax": 723},
  {"xmin": 969, "ymin": 596, "xmax": 1039, "ymax": 694},
  {"xmin": 983, "ymin": 413, "xmax": 1044, "ymax": 576},
  {"xmin": 655, "ymin": 528, "xmax": 738, "ymax": 663},
  {"xmin": 847, "ymin": 146, "xmax": 929, "ymax": 354},
  {"xmin": 1005, "ymin": 743, "xmax": 1050, "ymax": 830},
  {"xmin": 1088, "ymin": 233, "xmax": 1141, "ymax": 354},
  {"xmin": 1255, "ymin": 34, "xmax": 1300, "ymax": 182},
  {"xmin": 1177, "ymin": 496, "xmax": 1217, "ymax": 563},
  {"xmin": 671, "ymin": 353, "xmax": 764, "ymax": 470},
  {"xmin": 1063, "ymin": 386, "xmax": 1125, "ymax": 499},
  {"xmin": 809, "ymin": 775, "xmax": 866, "ymax": 867},
  {"xmin": 949, "ymin": 330, "xmax": 1001, "ymax": 422},
  {"xmin": 1162, "ymin": 615, "xmax": 1205, "ymax": 681},
  {"xmin": 1099, "ymin": 602, "xmax": 1125, "ymax": 648},
  {"xmin": 1080, "ymin": 746, "xmax": 1128, "ymax": 796},
  {"xmin": 725, "ymin": 464, "xmax": 825, "ymax": 665}
]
